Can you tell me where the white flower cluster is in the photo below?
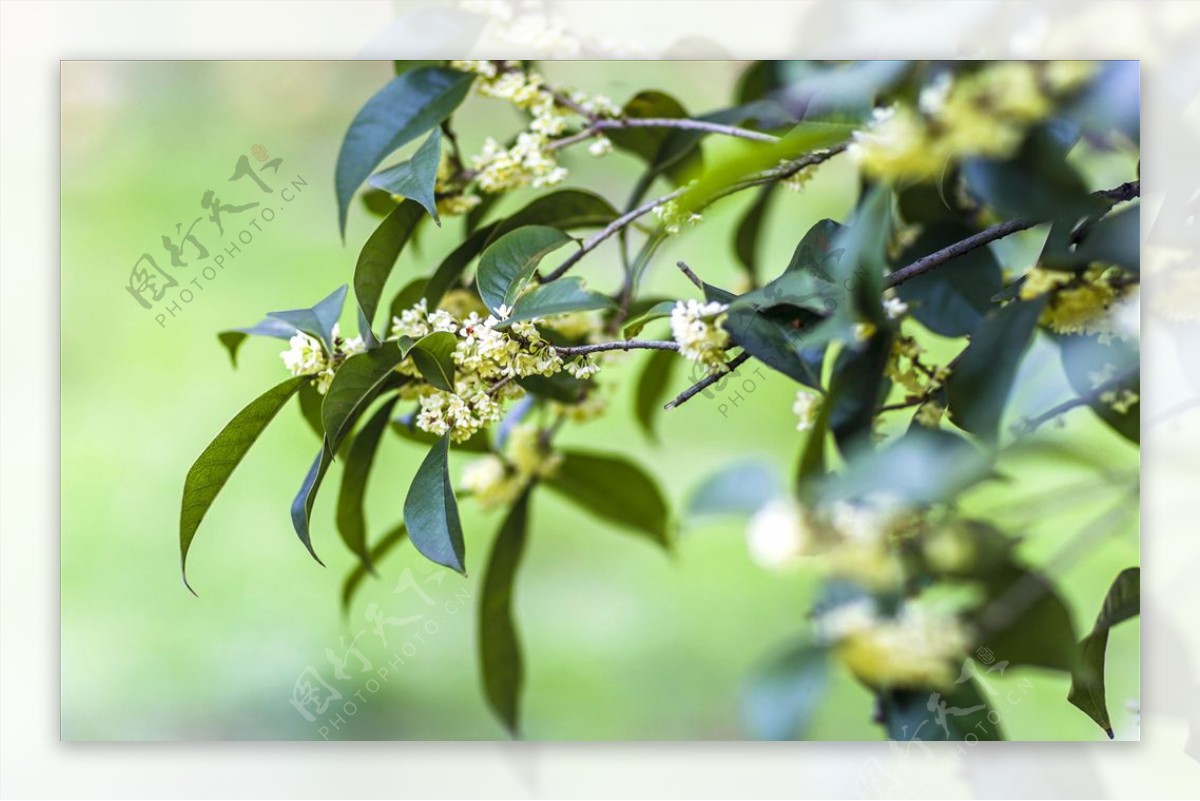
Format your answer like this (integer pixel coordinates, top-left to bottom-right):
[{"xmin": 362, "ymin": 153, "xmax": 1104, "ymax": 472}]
[
  {"xmin": 793, "ymin": 390, "xmax": 821, "ymax": 432},
  {"xmin": 390, "ymin": 300, "xmax": 599, "ymax": 442},
  {"xmin": 279, "ymin": 323, "xmax": 366, "ymax": 394},
  {"xmin": 652, "ymin": 200, "xmax": 703, "ymax": 236},
  {"xmin": 814, "ymin": 596, "xmax": 970, "ymax": 690},
  {"xmin": 746, "ymin": 498, "xmax": 817, "ymax": 570},
  {"xmin": 449, "ymin": 61, "xmax": 621, "ymax": 194},
  {"xmin": 461, "ymin": 422, "xmax": 563, "ymax": 509},
  {"xmin": 670, "ymin": 299, "xmax": 730, "ymax": 372}
]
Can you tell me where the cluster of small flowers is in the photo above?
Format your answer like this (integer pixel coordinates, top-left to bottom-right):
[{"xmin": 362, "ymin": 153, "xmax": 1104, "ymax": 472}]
[
  {"xmin": 279, "ymin": 323, "xmax": 366, "ymax": 394},
  {"xmin": 781, "ymin": 160, "xmax": 819, "ymax": 193},
  {"xmin": 886, "ymin": 335, "xmax": 949, "ymax": 406},
  {"xmin": 1020, "ymin": 264, "xmax": 1134, "ymax": 338},
  {"xmin": 449, "ymin": 61, "xmax": 620, "ymax": 194},
  {"xmin": 461, "ymin": 422, "xmax": 563, "ymax": 509},
  {"xmin": 813, "ymin": 596, "xmax": 971, "ymax": 690},
  {"xmin": 669, "ymin": 299, "xmax": 730, "ymax": 373},
  {"xmin": 390, "ymin": 300, "xmax": 599, "ymax": 442},
  {"xmin": 652, "ymin": 200, "xmax": 703, "ymax": 236},
  {"xmin": 850, "ymin": 62, "xmax": 1094, "ymax": 181},
  {"xmin": 880, "ymin": 288, "xmax": 908, "ymax": 320},
  {"xmin": 1089, "ymin": 363, "xmax": 1139, "ymax": 414},
  {"xmin": 793, "ymin": 390, "xmax": 821, "ymax": 432},
  {"xmin": 457, "ymin": 2, "xmax": 584, "ymax": 57}
]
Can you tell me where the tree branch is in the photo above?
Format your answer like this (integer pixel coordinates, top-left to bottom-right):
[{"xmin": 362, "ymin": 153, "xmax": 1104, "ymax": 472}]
[
  {"xmin": 663, "ymin": 352, "xmax": 751, "ymax": 410},
  {"xmin": 548, "ymin": 117, "xmax": 781, "ymax": 151},
  {"xmin": 554, "ymin": 339, "xmax": 680, "ymax": 357}
]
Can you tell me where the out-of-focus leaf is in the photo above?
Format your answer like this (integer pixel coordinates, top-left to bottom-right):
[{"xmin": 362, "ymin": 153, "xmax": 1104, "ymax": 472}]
[
  {"xmin": 1060, "ymin": 60, "xmax": 1139, "ymax": 146},
  {"xmin": 622, "ymin": 300, "xmax": 676, "ymax": 339},
  {"xmin": 687, "ymin": 461, "xmax": 781, "ymax": 518},
  {"xmin": 796, "ymin": 388, "xmax": 833, "ymax": 491},
  {"xmin": 335, "ymin": 66, "xmax": 473, "ymax": 233},
  {"xmin": 784, "ymin": 218, "xmax": 844, "ymax": 280},
  {"xmin": 290, "ymin": 445, "xmax": 333, "ymax": 566},
  {"xmin": 476, "ymin": 225, "xmax": 574, "ymax": 314},
  {"xmin": 267, "ymin": 285, "xmax": 348, "ymax": 353},
  {"xmin": 733, "ymin": 185, "xmax": 776, "ymax": 285},
  {"xmin": 828, "ymin": 331, "xmax": 893, "ymax": 454},
  {"xmin": 217, "ymin": 317, "xmax": 298, "ymax": 367},
  {"xmin": 403, "ymin": 434, "xmax": 466, "ymax": 574},
  {"xmin": 978, "ymin": 566, "xmax": 1079, "ymax": 673},
  {"xmin": 1060, "ymin": 205, "xmax": 1140, "ymax": 275},
  {"xmin": 743, "ymin": 642, "xmax": 830, "ymax": 740},
  {"xmin": 486, "ymin": 189, "xmax": 619, "ymax": 242},
  {"xmin": 1069, "ymin": 567, "xmax": 1140, "ymax": 738},
  {"xmin": 341, "ymin": 523, "xmax": 407, "ymax": 615},
  {"xmin": 479, "ymin": 491, "xmax": 532, "ymax": 735},
  {"xmin": 517, "ymin": 372, "xmax": 588, "ymax": 404},
  {"xmin": 946, "ymin": 297, "xmax": 1047, "ymax": 444},
  {"xmin": 336, "ymin": 397, "xmax": 399, "ymax": 570},
  {"xmin": 297, "ymin": 382, "xmax": 325, "ymax": 439},
  {"xmin": 882, "ymin": 679, "xmax": 1003, "ymax": 741},
  {"xmin": 893, "ymin": 224, "xmax": 1003, "ymax": 337},
  {"xmin": 500, "ymin": 277, "xmax": 615, "ymax": 327},
  {"xmin": 361, "ymin": 188, "xmax": 399, "ymax": 218},
  {"xmin": 354, "ymin": 200, "xmax": 425, "ymax": 343},
  {"xmin": 634, "ymin": 348, "xmax": 679, "ymax": 442},
  {"xmin": 1057, "ymin": 333, "xmax": 1139, "ymax": 443},
  {"xmin": 545, "ymin": 450, "xmax": 671, "ymax": 548},
  {"xmin": 367, "ymin": 127, "xmax": 443, "ymax": 224},
  {"xmin": 179, "ymin": 376, "xmax": 307, "ymax": 593},
  {"xmin": 777, "ymin": 60, "xmax": 911, "ymax": 122},
  {"xmin": 322, "ymin": 344, "xmax": 407, "ymax": 454}
]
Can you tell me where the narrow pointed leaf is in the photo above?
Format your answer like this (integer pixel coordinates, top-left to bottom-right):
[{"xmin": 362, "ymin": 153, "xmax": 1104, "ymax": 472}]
[
  {"xmin": 743, "ymin": 642, "xmax": 830, "ymax": 740},
  {"xmin": 479, "ymin": 491, "xmax": 532, "ymax": 735},
  {"xmin": 405, "ymin": 331, "xmax": 457, "ymax": 392},
  {"xmin": 179, "ymin": 376, "xmax": 306, "ymax": 592},
  {"xmin": 500, "ymin": 277, "xmax": 615, "ymax": 328},
  {"xmin": 403, "ymin": 435, "xmax": 466, "ymax": 574},
  {"xmin": 335, "ymin": 66, "xmax": 474, "ymax": 233},
  {"xmin": 367, "ymin": 127, "xmax": 443, "ymax": 224},
  {"xmin": 354, "ymin": 199, "xmax": 425, "ymax": 340},
  {"xmin": 266, "ymin": 285, "xmax": 348, "ymax": 353},
  {"xmin": 322, "ymin": 344, "xmax": 408, "ymax": 454},
  {"xmin": 544, "ymin": 450, "xmax": 671, "ymax": 548},
  {"xmin": 290, "ymin": 446, "xmax": 332, "ymax": 565},
  {"xmin": 336, "ymin": 397, "xmax": 399, "ymax": 570},
  {"xmin": 476, "ymin": 225, "xmax": 574, "ymax": 314},
  {"xmin": 1069, "ymin": 567, "xmax": 1140, "ymax": 737},
  {"xmin": 217, "ymin": 317, "xmax": 298, "ymax": 367}
]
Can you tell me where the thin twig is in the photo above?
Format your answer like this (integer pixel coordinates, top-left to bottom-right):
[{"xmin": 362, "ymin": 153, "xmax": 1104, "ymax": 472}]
[
  {"xmin": 1013, "ymin": 368, "xmax": 1138, "ymax": 435},
  {"xmin": 554, "ymin": 339, "xmax": 679, "ymax": 357},
  {"xmin": 664, "ymin": 352, "xmax": 751, "ymax": 411},
  {"xmin": 540, "ymin": 186, "xmax": 689, "ymax": 283},
  {"xmin": 547, "ymin": 117, "xmax": 781, "ymax": 151},
  {"xmin": 676, "ymin": 260, "xmax": 704, "ymax": 290}
]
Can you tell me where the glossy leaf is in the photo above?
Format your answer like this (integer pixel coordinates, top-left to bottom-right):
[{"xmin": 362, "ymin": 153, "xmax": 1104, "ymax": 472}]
[
  {"xmin": 367, "ymin": 127, "xmax": 443, "ymax": 224},
  {"xmin": 322, "ymin": 344, "xmax": 408, "ymax": 455},
  {"xmin": 479, "ymin": 491, "xmax": 532, "ymax": 735},
  {"xmin": 500, "ymin": 277, "xmax": 615, "ymax": 328},
  {"xmin": 341, "ymin": 523, "xmax": 408, "ymax": 615},
  {"xmin": 633, "ymin": 348, "xmax": 678, "ymax": 442},
  {"xmin": 354, "ymin": 200, "xmax": 425, "ymax": 341},
  {"xmin": 544, "ymin": 450, "xmax": 671, "ymax": 548},
  {"xmin": 486, "ymin": 189, "xmax": 619, "ymax": 242},
  {"xmin": 405, "ymin": 331, "xmax": 457, "ymax": 392},
  {"xmin": 476, "ymin": 225, "xmax": 574, "ymax": 314},
  {"xmin": 179, "ymin": 376, "xmax": 307, "ymax": 592},
  {"xmin": 687, "ymin": 461, "xmax": 781, "ymax": 518},
  {"xmin": 403, "ymin": 434, "xmax": 466, "ymax": 574},
  {"xmin": 743, "ymin": 642, "xmax": 830, "ymax": 740},
  {"xmin": 336, "ymin": 397, "xmax": 399, "ymax": 570},
  {"xmin": 945, "ymin": 297, "xmax": 1047, "ymax": 444},
  {"xmin": 266, "ymin": 285, "xmax": 348, "ymax": 353},
  {"xmin": 1069, "ymin": 567, "xmax": 1140, "ymax": 737},
  {"xmin": 217, "ymin": 317, "xmax": 298, "ymax": 368},
  {"xmin": 290, "ymin": 446, "xmax": 333, "ymax": 566},
  {"xmin": 335, "ymin": 66, "xmax": 473, "ymax": 233}
]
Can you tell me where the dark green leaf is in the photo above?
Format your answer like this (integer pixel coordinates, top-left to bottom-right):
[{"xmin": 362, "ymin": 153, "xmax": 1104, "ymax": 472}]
[
  {"xmin": 479, "ymin": 491, "xmax": 532, "ymax": 735},
  {"xmin": 978, "ymin": 567, "xmax": 1079, "ymax": 673},
  {"xmin": 335, "ymin": 66, "xmax": 474, "ymax": 233},
  {"xmin": 882, "ymin": 679, "xmax": 1003, "ymax": 741},
  {"xmin": 828, "ymin": 331, "xmax": 893, "ymax": 454},
  {"xmin": 893, "ymin": 224, "xmax": 1003, "ymax": 337},
  {"xmin": 361, "ymin": 188, "xmax": 399, "ymax": 218},
  {"xmin": 217, "ymin": 317, "xmax": 297, "ymax": 367},
  {"xmin": 297, "ymin": 382, "xmax": 325, "ymax": 439},
  {"xmin": 722, "ymin": 304, "xmax": 826, "ymax": 388},
  {"xmin": 1069, "ymin": 567, "xmax": 1140, "ymax": 737},
  {"xmin": 487, "ymin": 189, "xmax": 619, "ymax": 242},
  {"xmin": 354, "ymin": 200, "xmax": 425, "ymax": 341},
  {"xmin": 322, "ymin": 344, "xmax": 408, "ymax": 455},
  {"xmin": 743, "ymin": 642, "xmax": 830, "ymax": 740},
  {"xmin": 784, "ymin": 218, "xmax": 844, "ymax": 280},
  {"xmin": 290, "ymin": 446, "xmax": 333, "ymax": 566},
  {"xmin": 403, "ymin": 434, "xmax": 466, "ymax": 574},
  {"xmin": 179, "ymin": 376, "xmax": 307, "ymax": 592},
  {"xmin": 500, "ymin": 277, "xmax": 615, "ymax": 327},
  {"xmin": 544, "ymin": 450, "xmax": 671, "ymax": 548},
  {"xmin": 623, "ymin": 300, "xmax": 676, "ymax": 339},
  {"xmin": 405, "ymin": 331, "xmax": 457, "ymax": 392},
  {"xmin": 633, "ymin": 348, "xmax": 679, "ymax": 442},
  {"xmin": 367, "ymin": 127, "xmax": 443, "ymax": 224},
  {"xmin": 687, "ymin": 461, "xmax": 781, "ymax": 518},
  {"xmin": 341, "ymin": 523, "xmax": 408, "ymax": 615},
  {"xmin": 336, "ymin": 397, "xmax": 399, "ymax": 570},
  {"xmin": 1057, "ymin": 333, "xmax": 1139, "ymax": 443},
  {"xmin": 733, "ymin": 185, "xmax": 776, "ymax": 285},
  {"xmin": 267, "ymin": 285, "xmax": 348, "ymax": 353},
  {"xmin": 945, "ymin": 297, "xmax": 1047, "ymax": 444},
  {"xmin": 476, "ymin": 225, "xmax": 574, "ymax": 314}
]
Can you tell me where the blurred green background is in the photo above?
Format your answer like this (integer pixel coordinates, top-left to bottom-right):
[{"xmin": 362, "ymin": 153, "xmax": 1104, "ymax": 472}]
[{"xmin": 61, "ymin": 61, "xmax": 1138, "ymax": 741}]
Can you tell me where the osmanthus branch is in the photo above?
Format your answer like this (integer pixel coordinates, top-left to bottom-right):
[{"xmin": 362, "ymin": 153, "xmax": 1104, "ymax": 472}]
[
  {"xmin": 554, "ymin": 339, "xmax": 680, "ymax": 357},
  {"xmin": 664, "ymin": 352, "xmax": 752, "ymax": 410},
  {"xmin": 547, "ymin": 117, "xmax": 782, "ymax": 151},
  {"xmin": 885, "ymin": 179, "xmax": 1141, "ymax": 289}
]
